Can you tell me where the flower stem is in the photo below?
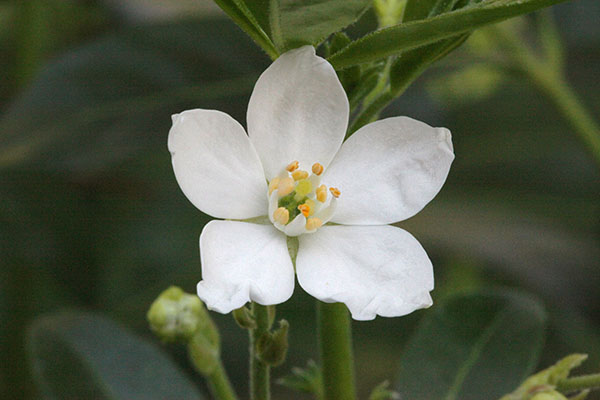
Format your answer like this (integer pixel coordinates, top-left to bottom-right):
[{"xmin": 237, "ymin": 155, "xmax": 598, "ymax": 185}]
[
  {"xmin": 207, "ymin": 360, "xmax": 239, "ymax": 400},
  {"xmin": 250, "ymin": 302, "xmax": 271, "ymax": 400},
  {"xmin": 557, "ymin": 374, "xmax": 600, "ymax": 394},
  {"xmin": 317, "ymin": 301, "xmax": 357, "ymax": 400}
]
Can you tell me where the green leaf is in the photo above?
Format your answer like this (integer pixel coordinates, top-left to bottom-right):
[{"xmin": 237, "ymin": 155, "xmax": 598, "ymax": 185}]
[
  {"xmin": 276, "ymin": 0, "xmax": 372, "ymax": 49},
  {"xmin": 0, "ymin": 18, "xmax": 268, "ymax": 174},
  {"xmin": 395, "ymin": 290, "xmax": 547, "ymax": 400},
  {"xmin": 212, "ymin": 0, "xmax": 278, "ymax": 57},
  {"xmin": 27, "ymin": 312, "xmax": 204, "ymax": 399},
  {"xmin": 328, "ymin": 0, "xmax": 571, "ymax": 68}
]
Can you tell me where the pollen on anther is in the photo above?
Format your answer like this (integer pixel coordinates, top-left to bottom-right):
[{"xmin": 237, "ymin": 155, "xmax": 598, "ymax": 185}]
[
  {"xmin": 316, "ymin": 184, "xmax": 327, "ymax": 203},
  {"xmin": 292, "ymin": 170, "xmax": 309, "ymax": 181},
  {"xmin": 268, "ymin": 177, "xmax": 280, "ymax": 195},
  {"xmin": 311, "ymin": 163, "xmax": 324, "ymax": 176},
  {"xmin": 329, "ymin": 187, "xmax": 341, "ymax": 198},
  {"xmin": 286, "ymin": 160, "xmax": 299, "ymax": 172},
  {"xmin": 277, "ymin": 177, "xmax": 295, "ymax": 197},
  {"xmin": 305, "ymin": 217, "xmax": 323, "ymax": 230},
  {"xmin": 273, "ymin": 207, "xmax": 289, "ymax": 225},
  {"xmin": 298, "ymin": 204, "xmax": 310, "ymax": 217}
]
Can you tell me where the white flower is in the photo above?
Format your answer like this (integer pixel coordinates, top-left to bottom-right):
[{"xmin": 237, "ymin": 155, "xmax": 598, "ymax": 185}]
[{"xmin": 168, "ymin": 46, "xmax": 454, "ymax": 320}]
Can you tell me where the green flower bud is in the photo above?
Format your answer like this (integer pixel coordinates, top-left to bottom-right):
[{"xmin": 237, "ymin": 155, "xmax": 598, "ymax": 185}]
[
  {"xmin": 147, "ymin": 286, "xmax": 213, "ymax": 343},
  {"xmin": 500, "ymin": 354, "xmax": 588, "ymax": 400},
  {"xmin": 256, "ymin": 319, "xmax": 289, "ymax": 367},
  {"xmin": 373, "ymin": 0, "xmax": 406, "ymax": 28},
  {"xmin": 232, "ymin": 306, "xmax": 256, "ymax": 330},
  {"xmin": 531, "ymin": 391, "xmax": 568, "ymax": 400}
]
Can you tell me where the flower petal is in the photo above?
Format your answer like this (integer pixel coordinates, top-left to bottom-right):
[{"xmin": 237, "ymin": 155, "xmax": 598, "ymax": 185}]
[
  {"xmin": 296, "ymin": 225, "xmax": 434, "ymax": 320},
  {"xmin": 197, "ymin": 220, "xmax": 294, "ymax": 313},
  {"xmin": 168, "ymin": 109, "xmax": 267, "ymax": 219},
  {"xmin": 247, "ymin": 46, "xmax": 349, "ymax": 180},
  {"xmin": 323, "ymin": 117, "xmax": 454, "ymax": 225}
]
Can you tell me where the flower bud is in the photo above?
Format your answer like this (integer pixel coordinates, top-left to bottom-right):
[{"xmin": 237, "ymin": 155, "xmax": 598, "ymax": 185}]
[
  {"xmin": 147, "ymin": 286, "xmax": 216, "ymax": 344},
  {"xmin": 232, "ymin": 306, "xmax": 257, "ymax": 330},
  {"xmin": 530, "ymin": 392, "xmax": 568, "ymax": 400},
  {"xmin": 256, "ymin": 319, "xmax": 289, "ymax": 367}
]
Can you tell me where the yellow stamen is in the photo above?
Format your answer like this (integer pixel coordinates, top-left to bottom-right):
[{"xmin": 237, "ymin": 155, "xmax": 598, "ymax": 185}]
[
  {"xmin": 286, "ymin": 160, "xmax": 299, "ymax": 172},
  {"xmin": 305, "ymin": 217, "xmax": 323, "ymax": 231},
  {"xmin": 277, "ymin": 177, "xmax": 294, "ymax": 197},
  {"xmin": 298, "ymin": 204, "xmax": 310, "ymax": 217},
  {"xmin": 292, "ymin": 169, "xmax": 309, "ymax": 181},
  {"xmin": 273, "ymin": 207, "xmax": 289, "ymax": 225},
  {"xmin": 316, "ymin": 184, "xmax": 327, "ymax": 203},
  {"xmin": 329, "ymin": 187, "xmax": 341, "ymax": 198},
  {"xmin": 304, "ymin": 199, "xmax": 316, "ymax": 216},
  {"xmin": 311, "ymin": 163, "xmax": 324, "ymax": 176},
  {"xmin": 268, "ymin": 177, "xmax": 280, "ymax": 195}
]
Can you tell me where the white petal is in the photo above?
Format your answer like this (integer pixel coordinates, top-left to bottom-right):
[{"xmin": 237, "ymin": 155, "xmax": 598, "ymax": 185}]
[
  {"xmin": 197, "ymin": 220, "xmax": 294, "ymax": 313},
  {"xmin": 296, "ymin": 225, "xmax": 434, "ymax": 320},
  {"xmin": 284, "ymin": 214, "xmax": 307, "ymax": 237},
  {"xmin": 168, "ymin": 109, "xmax": 267, "ymax": 219},
  {"xmin": 247, "ymin": 46, "xmax": 349, "ymax": 180},
  {"xmin": 323, "ymin": 117, "xmax": 454, "ymax": 225}
]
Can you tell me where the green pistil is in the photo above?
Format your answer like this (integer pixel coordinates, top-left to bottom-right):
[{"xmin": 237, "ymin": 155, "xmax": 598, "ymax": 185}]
[{"xmin": 278, "ymin": 191, "xmax": 308, "ymax": 223}]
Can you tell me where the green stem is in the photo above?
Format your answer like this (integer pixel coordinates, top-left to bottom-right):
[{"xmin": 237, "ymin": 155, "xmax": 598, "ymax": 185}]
[
  {"xmin": 207, "ymin": 360, "xmax": 239, "ymax": 400},
  {"xmin": 250, "ymin": 302, "xmax": 271, "ymax": 400},
  {"xmin": 317, "ymin": 302, "xmax": 357, "ymax": 400},
  {"xmin": 557, "ymin": 374, "xmax": 600, "ymax": 394},
  {"xmin": 492, "ymin": 26, "xmax": 600, "ymax": 166}
]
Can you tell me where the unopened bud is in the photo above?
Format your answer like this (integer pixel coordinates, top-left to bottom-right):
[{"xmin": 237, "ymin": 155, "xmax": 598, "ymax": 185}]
[
  {"xmin": 232, "ymin": 306, "xmax": 256, "ymax": 329},
  {"xmin": 257, "ymin": 319, "xmax": 289, "ymax": 367},
  {"xmin": 531, "ymin": 392, "xmax": 568, "ymax": 400},
  {"xmin": 147, "ymin": 286, "xmax": 207, "ymax": 342}
]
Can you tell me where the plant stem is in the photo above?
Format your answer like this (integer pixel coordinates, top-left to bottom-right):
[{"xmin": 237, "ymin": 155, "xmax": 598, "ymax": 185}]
[
  {"xmin": 250, "ymin": 302, "xmax": 271, "ymax": 400},
  {"xmin": 207, "ymin": 360, "xmax": 239, "ymax": 400},
  {"xmin": 317, "ymin": 302, "xmax": 357, "ymax": 400},
  {"xmin": 557, "ymin": 374, "xmax": 600, "ymax": 394},
  {"xmin": 492, "ymin": 26, "xmax": 600, "ymax": 166}
]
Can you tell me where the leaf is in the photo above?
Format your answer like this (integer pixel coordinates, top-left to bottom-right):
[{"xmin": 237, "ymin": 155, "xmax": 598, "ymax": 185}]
[
  {"xmin": 328, "ymin": 0, "xmax": 571, "ymax": 68},
  {"xmin": 27, "ymin": 312, "xmax": 204, "ymax": 400},
  {"xmin": 0, "ymin": 18, "xmax": 268, "ymax": 175},
  {"xmin": 276, "ymin": 0, "xmax": 372, "ymax": 49},
  {"xmin": 395, "ymin": 290, "xmax": 547, "ymax": 400},
  {"xmin": 212, "ymin": 0, "xmax": 278, "ymax": 58}
]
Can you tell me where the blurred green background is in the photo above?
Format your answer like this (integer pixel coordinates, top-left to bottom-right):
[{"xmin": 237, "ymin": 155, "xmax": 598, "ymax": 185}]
[{"xmin": 0, "ymin": 0, "xmax": 598, "ymax": 399}]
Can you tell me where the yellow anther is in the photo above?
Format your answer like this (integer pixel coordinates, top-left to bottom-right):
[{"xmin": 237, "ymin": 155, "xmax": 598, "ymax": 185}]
[
  {"xmin": 311, "ymin": 163, "xmax": 324, "ymax": 176},
  {"xmin": 268, "ymin": 177, "xmax": 280, "ymax": 195},
  {"xmin": 305, "ymin": 217, "xmax": 323, "ymax": 231},
  {"xmin": 273, "ymin": 207, "xmax": 290, "ymax": 225},
  {"xmin": 298, "ymin": 204, "xmax": 311, "ymax": 217},
  {"xmin": 292, "ymin": 169, "xmax": 309, "ymax": 181},
  {"xmin": 277, "ymin": 177, "xmax": 294, "ymax": 197},
  {"xmin": 286, "ymin": 160, "xmax": 299, "ymax": 172},
  {"xmin": 329, "ymin": 187, "xmax": 341, "ymax": 198},
  {"xmin": 316, "ymin": 184, "xmax": 327, "ymax": 203}
]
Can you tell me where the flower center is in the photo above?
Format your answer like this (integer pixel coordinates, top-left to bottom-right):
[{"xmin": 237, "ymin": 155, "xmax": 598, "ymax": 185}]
[{"xmin": 267, "ymin": 161, "xmax": 340, "ymax": 237}]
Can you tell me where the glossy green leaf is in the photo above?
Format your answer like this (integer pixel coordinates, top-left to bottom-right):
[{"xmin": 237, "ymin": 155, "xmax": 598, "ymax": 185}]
[
  {"xmin": 328, "ymin": 0, "xmax": 571, "ymax": 68},
  {"xmin": 28, "ymin": 312, "xmax": 204, "ymax": 399},
  {"xmin": 395, "ymin": 290, "xmax": 547, "ymax": 400},
  {"xmin": 0, "ymin": 18, "xmax": 268, "ymax": 174}
]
